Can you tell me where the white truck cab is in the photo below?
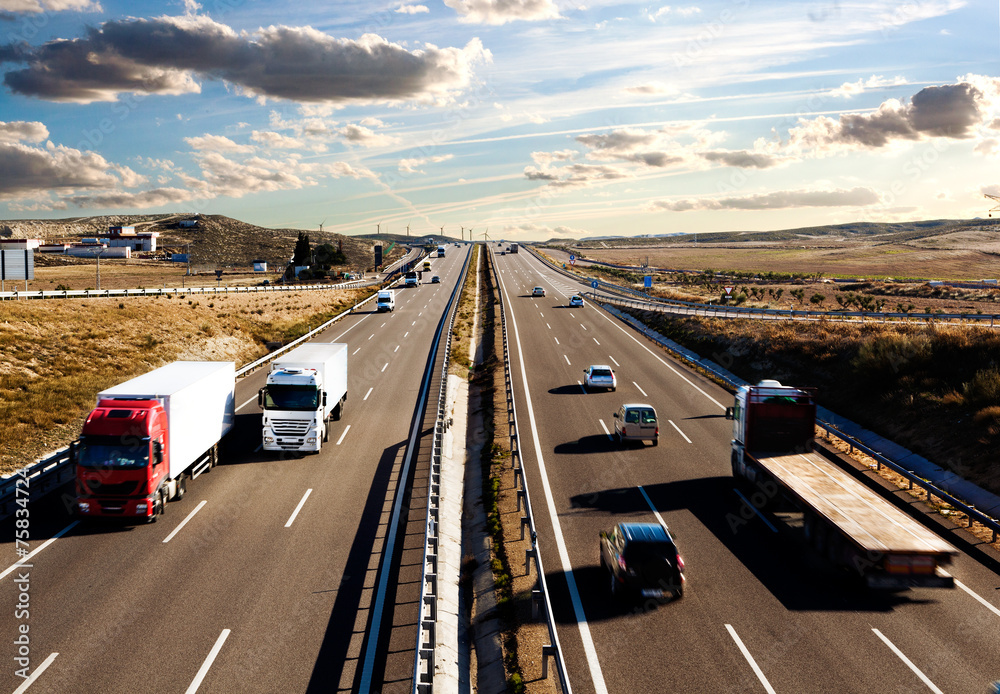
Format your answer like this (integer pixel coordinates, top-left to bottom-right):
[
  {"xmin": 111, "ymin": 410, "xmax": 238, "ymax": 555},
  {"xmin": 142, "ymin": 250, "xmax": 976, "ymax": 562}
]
[{"xmin": 377, "ymin": 289, "xmax": 395, "ymax": 311}]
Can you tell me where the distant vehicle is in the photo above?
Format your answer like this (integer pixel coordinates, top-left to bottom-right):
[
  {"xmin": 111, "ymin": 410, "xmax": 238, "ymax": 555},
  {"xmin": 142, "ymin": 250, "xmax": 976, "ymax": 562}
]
[
  {"xmin": 376, "ymin": 289, "xmax": 395, "ymax": 312},
  {"xmin": 569, "ymin": 295, "xmax": 584, "ymax": 307},
  {"xmin": 437, "ymin": 245, "xmax": 446, "ymax": 257},
  {"xmin": 613, "ymin": 404, "xmax": 658, "ymax": 445},
  {"xmin": 583, "ymin": 365, "xmax": 616, "ymax": 392},
  {"xmin": 501, "ymin": 251, "xmax": 506, "ymax": 256},
  {"xmin": 600, "ymin": 522, "xmax": 684, "ymax": 602},
  {"xmin": 531, "ymin": 286, "xmax": 545, "ymax": 297},
  {"xmin": 431, "ymin": 275, "xmax": 441, "ymax": 284},
  {"xmin": 509, "ymin": 243, "xmax": 519, "ymax": 253},
  {"xmin": 422, "ymin": 260, "xmax": 431, "ymax": 271},
  {"xmin": 404, "ymin": 271, "xmax": 418, "ymax": 287}
]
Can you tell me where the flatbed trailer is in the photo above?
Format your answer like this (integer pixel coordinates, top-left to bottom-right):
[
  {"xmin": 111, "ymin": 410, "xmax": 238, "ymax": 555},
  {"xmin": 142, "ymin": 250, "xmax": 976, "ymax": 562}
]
[{"xmin": 729, "ymin": 381, "xmax": 957, "ymax": 589}]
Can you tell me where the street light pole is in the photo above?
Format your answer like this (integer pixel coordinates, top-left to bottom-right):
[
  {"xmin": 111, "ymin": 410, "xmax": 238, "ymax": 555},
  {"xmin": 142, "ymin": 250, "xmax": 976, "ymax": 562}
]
[{"xmin": 96, "ymin": 247, "xmax": 104, "ymax": 290}]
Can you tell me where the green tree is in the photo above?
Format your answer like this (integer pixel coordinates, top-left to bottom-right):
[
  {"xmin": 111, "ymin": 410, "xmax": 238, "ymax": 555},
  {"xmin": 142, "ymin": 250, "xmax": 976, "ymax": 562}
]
[
  {"xmin": 292, "ymin": 231, "xmax": 311, "ymax": 265},
  {"xmin": 809, "ymin": 293, "xmax": 825, "ymax": 307}
]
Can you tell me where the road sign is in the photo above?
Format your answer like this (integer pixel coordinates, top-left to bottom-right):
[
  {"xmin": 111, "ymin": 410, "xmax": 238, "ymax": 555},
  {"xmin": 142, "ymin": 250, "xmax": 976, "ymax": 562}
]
[
  {"xmin": 724, "ymin": 286, "xmax": 734, "ymax": 296},
  {"xmin": 591, "ymin": 280, "xmax": 599, "ymax": 289},
  {"xmin": 644, "ymin": 275, "xmax": 652, "ymax": 289},
  {"xmin": 570, "ymin": 254, "xmax": 576, "ymax": 265}
]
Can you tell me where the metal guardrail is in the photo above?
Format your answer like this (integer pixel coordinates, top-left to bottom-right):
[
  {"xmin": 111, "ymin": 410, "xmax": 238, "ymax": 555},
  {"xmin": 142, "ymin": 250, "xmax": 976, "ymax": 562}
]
[
  {"xmin": 0, "ymin": 278, "xmax": 371, "ymax": 301},
  {"xmin": 490, "ymin": 246, "xmax": 572, "ymax": 691},
  {"xmin": 412, "ymin": 246, "xmax": 473, "ymax": 692}
]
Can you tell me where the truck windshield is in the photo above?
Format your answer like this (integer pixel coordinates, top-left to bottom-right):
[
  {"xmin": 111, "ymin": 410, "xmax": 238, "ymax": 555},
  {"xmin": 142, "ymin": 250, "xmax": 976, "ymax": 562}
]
[
  {"xmin": 77, "ymin": 436, "xmax": 149, "ymax": 469},
  {"xmin": 263, "ymin": 384, "xmax": 320, "ymax": 411}
]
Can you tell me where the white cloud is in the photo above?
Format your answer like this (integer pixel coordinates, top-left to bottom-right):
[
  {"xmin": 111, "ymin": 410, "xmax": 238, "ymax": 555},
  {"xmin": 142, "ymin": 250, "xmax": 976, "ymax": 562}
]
[
  {"xmin": 649, "ymin": 187, "xmax": 881, "ymax": 211},
  {"xmin": 183, "ymin": 134, "xmax": 255, "ymax": 153},
  {"xmin": 398, "ymin": 154, "xmax": 453, "ymax": 173},
  {"xmin": 444, "ymin": 0, "xmax": 559, "ymax": 25},
  {"xmin": 395, "ymin": 3, "xmax": 429, "ymax": 13},
  {"xmin": 828, "ymin": 75, "xmax": 908, "ymax": 98},
  {"xmin": 338, "ymin": 124, "xmax": 400, "ymax": 147},
  {"xmin": 0, "ymin": 141, "xmax": 118, "ymax": 200},
  {"xmin": 251, "ymin": 130, "xmax": 309, "ymax": 150},
  {"xmin": 1, "ymin": 0, "xmax": 101, "ymax": 13},
  {"xmin": 0, "ymin": 120, "xmax": 48, "ymax": 144}
]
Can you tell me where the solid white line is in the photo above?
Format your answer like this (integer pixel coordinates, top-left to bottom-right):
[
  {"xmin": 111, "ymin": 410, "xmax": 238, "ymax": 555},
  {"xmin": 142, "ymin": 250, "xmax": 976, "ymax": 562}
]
[
  {"xmin": 236, "ymin": 394, "xmax": 257, "ymax": 412},
  {"xmin": 162, "ymin": 501, "xmax": 207, "ymax": 544},
  {"xmin": 364, "ymin": 387, "xmax": 373, "ymax": 401},
  {"xmin": 872, "ymin": 629, "xmax": 944, "ymax": 694},
  {"xmin": 554, "ymin": 337, "xmax": 560, "ymax": 345},
  {"xmin": 285, "ymin": 489, "xmax": 313, "ymax": 528},
  {"xmin": 599, "ymin": 419, "xmax": 612, "ymax": 439},
  {"xmin": 336, "ymin": 424, "xmax": 351, "ymax": 445},
  {"xmin": 12, "ymin": 652, "xmax": 58, "ymax": 694},
  {"xmin": 498, "ymin": 269, "xmax": 606, "ymax": 694},
  {"xmin": 563, "ymin": 354, "xmax": 571, "ymax": 365},
  {"xmin": 184, "ymin": 629, "xmax": 231, "ymax": 694},
  {"xmin": 0, "ymin": 522, "xmax": 78, "ymax": 581},
  {"xmin": 668, "ymin": 419, "xmax": 692, "ymax": 443},
  {"xmin": 381, "ymin": 362, "xmax": 388, "ymax": 372},
  {"xmin": 632, "ymin": 381, "xmax": 647, "ymax": 397},
  {"xmin": 725, "ymin": 624, "xmax": 777, "ymax": 694},
  {"xmin": 637, "ymin": 485, "xmax": 669, "ymax": 530},
  {"xmin": 592, "ymin": 307, "xmax": 727, "ymax": 410},
  {"xmin": 608, "ymin": 355, "xmax": 620, "ymax": 366}
]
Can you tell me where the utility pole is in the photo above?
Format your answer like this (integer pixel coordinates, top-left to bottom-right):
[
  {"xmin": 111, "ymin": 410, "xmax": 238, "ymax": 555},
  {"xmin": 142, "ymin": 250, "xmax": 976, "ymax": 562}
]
[{"xmin": 96, "ymin": 247, "xmax": 104, "ymax": 290}]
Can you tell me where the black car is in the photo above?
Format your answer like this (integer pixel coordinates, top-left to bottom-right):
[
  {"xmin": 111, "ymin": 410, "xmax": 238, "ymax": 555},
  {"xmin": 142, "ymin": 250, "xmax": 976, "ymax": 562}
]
[{"xmin": 600, "ymin": 522, "xmax": 684, "ymax": 602}]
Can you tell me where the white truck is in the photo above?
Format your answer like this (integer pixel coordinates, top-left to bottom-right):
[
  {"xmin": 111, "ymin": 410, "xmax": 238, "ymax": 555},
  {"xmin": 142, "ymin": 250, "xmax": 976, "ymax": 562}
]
[
  {"xmin": 436, "ymin": 245, "xmax": 446, "ymax": 257},
  {"xmin": 258, "ymin": 343, "xmax": 348, "ymax": 454},
  {"xmin": 377, "ymin": 289, "xmax": 395, "ymax": 311},
  {"xmin": 74, "ymin": 361, "xmax": 235, "ymax": 520}
]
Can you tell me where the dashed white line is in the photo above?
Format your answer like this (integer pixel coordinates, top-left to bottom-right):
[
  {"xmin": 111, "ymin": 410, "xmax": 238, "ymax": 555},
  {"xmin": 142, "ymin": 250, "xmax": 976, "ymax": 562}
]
[
  {"xmin": 353, "ymin": 347, "xmax": 361, "ymax": 355},
  {"xmin": 580, "ymin": 323, "xmax": 587, "ymax": 331},
  {"xmin": 563, "ymin": 354, "xmax": 571, "ymax": 365},
  {"xmin": 668, "ymin": 420, "xmax": 692, "ymax": 443},
  {"xmin": 554, "ymin": 337, "xmax": 560, "ymax": 345},
  {"xmin": 162, "ymin": 500, "xmax": 207, "ymax": 544},
  {"xmin": 412, "ymin": 321, "xmax": 417, "ymax": 326},
  {"xmin": 942, "ymin": 572, "xmax": 1000, "ymax": 617},
  {"xmin": 380, "ymin": 322, "xmax": 387, "ymax": 327},
  {"xmin": 236, "ymin": 394, "xmax": 257, "ymax": 412},
  {"xmin": 184, "ymin": 629, "xmax": 231, "ymax": 694},
  {"xmin": 285, "ymin": 489, "xmax": 313, "ymax": 528},
  {"xmin": 404, "ymin": 331, "xmax": 409, "ymax": 338},
  {"xmin": 381, "ymin": 362, "xmax": 389, "ymax": 372},
  {"xmin": 547, "ymin": 323, "xmax": 551, "ymax": 329},
  {"xmin": 872, "ymin": 629, "xmax": 944, "ymax": 694},
  {"xmin": 632, "ymin": 381, "xmax": 647, "ymax": 397},
  {"xmin": 394, "ymin": 345, "xmax": 400, "ymax": 353},
  {"xmin": 336, "ymin": 425, "xmax": 351, "ymax": 445},
  {"xmin": 593, "ymin": 338, "xmax": 600, "ymax": 345},
  {"xmin": 12, "ymin": 652, "xmax": 58, "ymax": 694},
  {"xmin": 608, "ymin": 355, "xmax": 620, "ymax": 366},
  {"xmin": 368, "ymin": 334, "xmax": 375, "ymax": 340},
  {"xmin": 637, "ymin": 485, "xmax": 669, "ymax": 530},
  {"xmin": 599, "ymin": 419, "xmax": 612, "ymax": 439},
  {"xmin": 725, "ymin": 624, "xmax": 777, "ymax": 694},
  {"xmin": 364, "ymin": 387, "xmax": 373, "ymax": 400},
  {"xmin": 0, "ymin": 522, "xmax": 78, "ymax": 581}
]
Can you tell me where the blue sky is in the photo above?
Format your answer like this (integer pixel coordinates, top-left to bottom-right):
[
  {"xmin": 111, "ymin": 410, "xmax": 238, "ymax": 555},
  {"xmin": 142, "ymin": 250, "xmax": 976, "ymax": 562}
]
[{"xmin": 1, "ymin": 0, "xmax": 998, "ymax": 241}]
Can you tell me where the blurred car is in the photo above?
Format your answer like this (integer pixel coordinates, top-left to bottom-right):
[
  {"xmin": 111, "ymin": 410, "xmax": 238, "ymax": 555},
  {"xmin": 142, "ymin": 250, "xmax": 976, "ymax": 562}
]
[
  {"xmin": 600, "ymin": 522, "xmax": 684, "ymax": 601},
  {"xmin": 501, "ymin": 251, "xmax": 506, "ymax": 256},
  {"xmin": 531, "ymin": 286, "xmax": 545, "ymax": 297},
  {"xmin": 583, "ymin": 365, "xmax": 616, "ymax": 392},
  {"xmin": 613, "ymin": 403, "xmax": 658, "ymax": 445},
  {"xmin": 431, "ymin": 275, "xmax": 441, "ymax": 284},
  {"xmin": 569, "ymin": 295, "xmax": 584, "ymax": 307}
]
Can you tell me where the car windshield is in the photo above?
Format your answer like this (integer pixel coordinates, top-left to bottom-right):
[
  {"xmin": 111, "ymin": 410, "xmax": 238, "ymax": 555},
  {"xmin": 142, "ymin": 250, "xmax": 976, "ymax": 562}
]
[
  {"xmin": 77, "ymin": 436, "xmax": 149, "ymax": 469},
  {"xmin": 263, "ymin": 384, "xmax": 320, "ymax": 411}
]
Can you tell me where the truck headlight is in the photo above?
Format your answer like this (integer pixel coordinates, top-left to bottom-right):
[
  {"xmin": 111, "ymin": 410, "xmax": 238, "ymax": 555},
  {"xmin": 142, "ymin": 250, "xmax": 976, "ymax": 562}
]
[
  {"xmin": 264, "ymin": 436, "xmax": 274, "ymax": 443},
  {"xmin": 77, "ymin": 502, "xmax": 90, "ymax": 513},
  {"xmin": 135, "ymin": 502, "xmax": 148, "ymax": 514},
  {"xmin": 306, "ymin": 436, "xmax": 317, "ymax": 444}
]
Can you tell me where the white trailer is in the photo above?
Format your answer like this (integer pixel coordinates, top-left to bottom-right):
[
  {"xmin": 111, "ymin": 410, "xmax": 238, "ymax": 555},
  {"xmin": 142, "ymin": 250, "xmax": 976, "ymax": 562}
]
[{"xmin": 259, "ymin": 342, "xmax": 348, "ymax": 454}]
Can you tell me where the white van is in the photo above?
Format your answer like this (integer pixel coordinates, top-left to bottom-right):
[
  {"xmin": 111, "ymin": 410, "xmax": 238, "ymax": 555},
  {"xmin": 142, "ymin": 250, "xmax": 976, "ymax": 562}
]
[{"xmin": 376, "ymin": 289, "xmax": 395, "ymax": 312}]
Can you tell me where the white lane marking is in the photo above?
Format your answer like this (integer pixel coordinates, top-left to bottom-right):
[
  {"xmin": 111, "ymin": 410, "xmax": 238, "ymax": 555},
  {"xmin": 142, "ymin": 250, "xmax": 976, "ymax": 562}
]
[
  {"xmin": 563, "ymin": 354, "xmax": 571, "ymax": 365},
  {"xmin": 637, "ymin": 485, "xmax": 669, "ymax": 530},
  {"xmin": 725, "ymin": 625, "xmax": 777, "ymax": 694},
  {"xmin": 732, "ymin": 488, "xmax": 778, "ymax": 532},
  {"xmin": 364, "ymin": 387, "xmax": 373, "ymax": 401},
  {"xmin": 498, "ymin": 270, "xmax": 607, "ymax": 694},
  {"xmin": 608, "ymin": 355, "xmax": 620, "ymax": 366},
  {"xmin": 872, "ymin": 629, "xmax": 944, "ymax": 694},
  {"xmin": 381, "ymin": 362, "xmax": 389, "ymax": 372},
  {"xmin": 236, "ymin": 394, "xmax": 257, "ymax": 412},
  {"xmin": 547, "ymin": 323, "xmax": 551, "ymax": 329},
  {"xmin": 394, "ymin": 345, "xmax": 400, "ymax": 353},
  {"xmin": 554, "ymin": 337, "xmax": 560, "ymax": 345},
  {"xmin": 368, "ymin": 334, "xmax": 375, "ymax": 340},
  {"xmin": 593, "ymin": 338, "xmax": 600, "ymax": 345},
  {"xmin": 578, "ymin": 380, "xmax": 588, "ymax": 395},
  {"xmin": 380, "ymin": 322, "xmax": 386, "ymax": 327},
  {"xmin": 404, "ymin": 331, "xmax": 409, "ymax": 338},
  {"xmin": 285, "ymin": 489, "xmax": 313, "ymax": 528},
  {"xmin": 336, "ymin": 425, "xmax": 351, "ymax": 445},
  {"xmin": 569, "ymin": 312, "xmax": 576, "ymax": 318},
  {"xmin": 12, "ymin": 652, "xmax": 58, "ymax": 694},
  {"xmin": 184, "ymin": 629, "xmax": 231, "ymax": 694},
  {"xmin": 943, "ymin": 572, "xmax": 1000, "ymax": 618},
  {"xmin": 418, "ymin": 312, "xmax": 423, "ymax": 316},
  {"xmin": 632, "ymin": 381, "xmax": 647, "ymax": 397},
  {"xmin": 0, "ymin": 522, "xmax": 78, "ymax": 581},
  {"xmin": 162, "ymin": 500, "xmax": 207, "ymax": 544},
  {"xmin": 592, "ymin": 308, "xmax": 726, "ymax": 410},
  {"xmin": 668, "ymin": 420, "xmax": 692, "ymax": 443},
  {"xmin": 353, "ymin": 347, "xmax": 361, "ymax": 355},
  {"xmin": 599, "ymin": 419, "xmax": 612, "ymax": 439},
  {"xmin": 412, "ymin": 321, "xmax": 417, "ymax": 326},
  {"xmin": 580, "ymin": 323, "xmax": 587, "ymax": 331}
]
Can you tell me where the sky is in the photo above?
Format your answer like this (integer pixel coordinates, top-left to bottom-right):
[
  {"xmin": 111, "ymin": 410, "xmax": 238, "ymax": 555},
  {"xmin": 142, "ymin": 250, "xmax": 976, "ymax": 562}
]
[{"xmin": 0, "ymin": 0, "xmax": 999, "ymax": 242}]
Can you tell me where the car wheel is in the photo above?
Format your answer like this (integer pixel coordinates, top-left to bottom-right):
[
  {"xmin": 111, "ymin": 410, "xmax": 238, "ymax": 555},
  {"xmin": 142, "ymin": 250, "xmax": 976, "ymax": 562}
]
[
  {"xmin": 652, "ymin": 436, "xmax": 658, "ymax": 447},
  {"xmin": 609, "ymin": 571, "xmax": 618, "ymax": 598},
  {"xmin": 616, "ymin": 431, "xmax": 622, "ymax": 444}
]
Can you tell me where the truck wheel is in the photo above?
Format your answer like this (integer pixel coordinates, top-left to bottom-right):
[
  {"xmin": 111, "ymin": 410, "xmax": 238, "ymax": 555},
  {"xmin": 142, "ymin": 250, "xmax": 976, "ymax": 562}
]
[
  {"xmin": 333, "ymin": 401, "xmax": 343, "ymax": 422},
  {"xmin": 322, "ymin": 422, "xmax": 329, "ymax": 443},
  {"xmin": 175, "ymin": 474, "xmax": 186, "ymax": 501}
]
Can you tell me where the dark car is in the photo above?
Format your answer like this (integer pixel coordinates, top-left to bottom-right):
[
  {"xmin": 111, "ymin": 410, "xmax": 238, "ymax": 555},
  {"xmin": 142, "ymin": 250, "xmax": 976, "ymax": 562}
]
[{"xmin": 600, "ymin": 522, "xmax": 684, "ymax": 602}]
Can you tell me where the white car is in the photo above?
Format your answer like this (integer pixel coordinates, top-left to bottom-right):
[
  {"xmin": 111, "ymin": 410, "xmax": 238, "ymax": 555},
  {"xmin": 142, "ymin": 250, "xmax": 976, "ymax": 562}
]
[
  {"xmin": 531, "ymin": 286, "xmax": 545, "ymax": 297},
  {"xmin": 583, "ymin": 365, "xmax": 616, "ymax": 392}
]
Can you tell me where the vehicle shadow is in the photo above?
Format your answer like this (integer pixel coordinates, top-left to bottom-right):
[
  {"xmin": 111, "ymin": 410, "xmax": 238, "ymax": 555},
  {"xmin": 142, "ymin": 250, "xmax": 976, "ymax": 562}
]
[
  {"xmin": 553, "ymin": 477, "xmax": 930, "ymax": 618},
  {"xmin": 553, "ymin": 434, "xmax": 618, "ymax": 455},
  {"xmin": 548, "ymin": 385, "xmax": 585, "ymax": 396}
]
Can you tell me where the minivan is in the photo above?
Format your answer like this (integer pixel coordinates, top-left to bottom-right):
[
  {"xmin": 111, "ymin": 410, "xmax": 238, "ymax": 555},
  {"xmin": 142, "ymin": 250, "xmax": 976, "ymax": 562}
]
[{"xmin": 613, "ymin": 404, "xmax": 658, "ymax": 445}]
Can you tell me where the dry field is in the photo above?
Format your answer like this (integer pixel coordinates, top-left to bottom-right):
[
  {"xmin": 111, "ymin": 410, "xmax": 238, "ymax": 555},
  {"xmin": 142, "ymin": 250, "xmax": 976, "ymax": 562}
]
[{"xmin": 0, "ymin": 283, "xmax": 369, "ymax": 473}]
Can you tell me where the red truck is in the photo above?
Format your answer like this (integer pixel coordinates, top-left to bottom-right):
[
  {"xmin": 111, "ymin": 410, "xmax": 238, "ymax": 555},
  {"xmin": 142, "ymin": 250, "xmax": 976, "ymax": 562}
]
[
  {"xmin": 73, "ymin": 361, "xmax": 235, "ymax": 521},
  {"xmin": 727, "ymin": 380, "xmax": 957, "ymax": 589}
]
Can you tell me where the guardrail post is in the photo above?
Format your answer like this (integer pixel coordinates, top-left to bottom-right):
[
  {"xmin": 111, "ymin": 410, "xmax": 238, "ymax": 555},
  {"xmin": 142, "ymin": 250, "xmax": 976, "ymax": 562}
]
[
  {"xmin": 541, "ymin": 645, "xmax": 556, "ymax": 679},
  {"xmin": 525, "ymin": 546, "xmax": 536, "ymax": 576},
  {"xmin": 531, "ymin": 588, "xmax": 543, "ymax": 619}
]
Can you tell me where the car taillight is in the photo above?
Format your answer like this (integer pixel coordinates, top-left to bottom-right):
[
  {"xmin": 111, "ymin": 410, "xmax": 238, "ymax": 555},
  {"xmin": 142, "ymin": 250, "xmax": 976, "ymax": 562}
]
[
  {"xmin": 676, "ymin": 554, "xmax": 685, "ymax": 572},
  {"xmin": 655, "ymin": 426, "xmax": 659, "ymax": 436},
  {"xmin": 617, "ymin": 555, "xmax": 627, "ymax": 572}
]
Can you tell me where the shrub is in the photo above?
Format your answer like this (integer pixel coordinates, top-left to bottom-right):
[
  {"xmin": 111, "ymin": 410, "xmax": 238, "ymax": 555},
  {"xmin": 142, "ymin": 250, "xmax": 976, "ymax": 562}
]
[{"xmin": 962, "ymin": 368, "xmax": 1000, "ymax": 408}]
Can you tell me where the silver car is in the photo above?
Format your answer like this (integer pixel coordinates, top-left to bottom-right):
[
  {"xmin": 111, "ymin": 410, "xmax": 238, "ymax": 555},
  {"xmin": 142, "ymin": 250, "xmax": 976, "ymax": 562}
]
[
  {"xmin": 583, "ymin": 365, "xmax": 616, "ymax": 392},
  {"xmin": 613, "ymin": 404, "xmax": 658, "ymax": 446}
]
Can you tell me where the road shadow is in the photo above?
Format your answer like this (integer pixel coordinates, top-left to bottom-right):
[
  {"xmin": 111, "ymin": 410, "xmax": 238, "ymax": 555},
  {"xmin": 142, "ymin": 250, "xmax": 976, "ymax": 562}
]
[
  {"xmin": 555, "ymin": 478, "xmax": 931, "ymax": 617},
  {"xmin": 553, "ymin": 434, "xmax": 618, "ymax": 455},
  {"xmin": 548, "ymin": 385, "xmax": 584, "ymax": 396}
]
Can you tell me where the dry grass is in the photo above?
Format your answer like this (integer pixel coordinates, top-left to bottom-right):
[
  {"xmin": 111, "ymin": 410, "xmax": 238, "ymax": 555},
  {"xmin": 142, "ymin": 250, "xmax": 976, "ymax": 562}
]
[
  {"xmin": 0, "ymin": 286, "xmax": 369, "ymax": 473},
  {"xmin": 450, "ymin": 246, "xmax": 480, "ymax": 375}
]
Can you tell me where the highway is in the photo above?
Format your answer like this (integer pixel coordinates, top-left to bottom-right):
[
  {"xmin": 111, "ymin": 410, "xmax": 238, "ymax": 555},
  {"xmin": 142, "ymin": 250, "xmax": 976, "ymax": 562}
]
[
  {"xmin": 0, "ymin": 244, "xmax": 470, "ymax": 693},
  {"xmin": 492, "ymin": 244, "xmax": 1000, "ymax": 693}
]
